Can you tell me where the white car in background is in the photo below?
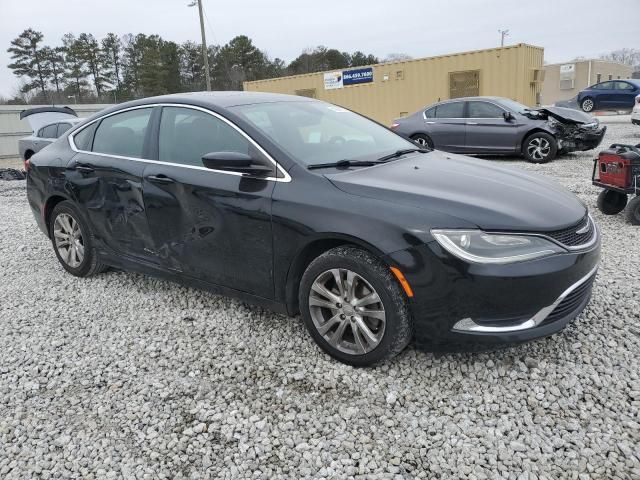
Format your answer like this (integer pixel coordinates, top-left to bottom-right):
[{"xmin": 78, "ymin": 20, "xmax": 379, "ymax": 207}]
[
  {"xmin": 633, "ymin": 94, "xmax": 640, "ymax": 126},
  {"xmin": 18, "ymin": 107, "xmax": 81, "ymax": 167}
]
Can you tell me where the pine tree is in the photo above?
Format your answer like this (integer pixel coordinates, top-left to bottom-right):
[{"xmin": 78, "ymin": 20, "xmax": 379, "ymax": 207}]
[
  {"xmin": 7, "ymin": 29, "xmax": 50, "ymax": 98},
  {"xmin": 77, "ymin": 33, "xmax": 105, "ymax": 97},
  {"xmin": 62, "ymin": 33, "xmax": 89, "ymax": 100},
  {"xmin": 101, "ymin": 33, "xmax": 122, "ymax": 92}
]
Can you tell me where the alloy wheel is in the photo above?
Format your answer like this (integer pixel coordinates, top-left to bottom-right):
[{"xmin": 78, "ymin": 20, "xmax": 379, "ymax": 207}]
[
  {"xmin": 308, "ymin": 268, "xmax": 386, "ymax": 355},
  {"xmin": 527, "ymin": 137, "xmax": 551, "ymax": 161},
  {"xmin": 582, "ymin": 99, "xmax": 594, "ymax": 112},
  {"xmin": 414, "ymin": 137, "xmax": 428, "ymax": 147},
  {"xmin": 53, "ymin": 213, "xmax": 85, "ymax": 268}
]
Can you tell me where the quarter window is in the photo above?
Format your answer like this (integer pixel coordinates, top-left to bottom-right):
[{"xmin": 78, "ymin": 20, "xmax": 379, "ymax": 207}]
[
  {"xmin": 435, "ymin": 102, "xmax": 464, "ymax": 118},
  {"xmin": 92, "ymin": 108, "xmax": 152, "ymax": 158},
  {"xmin": 158, "ymin": 107, "xmax": 251, "ymax": 167},
  {"xmin": 73, "ymin": 123, "xmax": 97, "ymax": 151},
  {"xmin": 424, "ymin": 107, "xmax": 436, "ymax": 119},
  {"xmin": 467, "ymin": 101, "xmax": 504, "ymax": 118}
]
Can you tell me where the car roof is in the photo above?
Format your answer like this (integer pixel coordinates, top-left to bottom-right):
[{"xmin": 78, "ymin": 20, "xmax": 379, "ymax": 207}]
[{"xmin": 132, "ymin": 91, "xmax": 316, "ymax": 109}]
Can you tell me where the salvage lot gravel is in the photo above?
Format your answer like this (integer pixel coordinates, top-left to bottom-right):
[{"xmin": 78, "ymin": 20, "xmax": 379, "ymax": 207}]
[{"xmin": 1, "ymin": 121, "xmax": 639, "ymax": 479}]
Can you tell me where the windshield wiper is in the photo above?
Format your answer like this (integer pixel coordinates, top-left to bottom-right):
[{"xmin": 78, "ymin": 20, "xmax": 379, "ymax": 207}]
[
  {"xmin": 375, "ymin": 148, "xmax": 430, "ymax": 163},
  {"xmin": 307, "ymin": 159, "xmax": 382, "ymax": 170}
]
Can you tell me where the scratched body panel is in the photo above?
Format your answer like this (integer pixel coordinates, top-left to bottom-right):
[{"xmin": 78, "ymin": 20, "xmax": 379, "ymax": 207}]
[
  {"xmin": 142, "ymin": 163, "xmax": 275, "ymax": 298},
  {"xmin": 69, "ymin": 152, "xmax": 156, "ymax": 263}
]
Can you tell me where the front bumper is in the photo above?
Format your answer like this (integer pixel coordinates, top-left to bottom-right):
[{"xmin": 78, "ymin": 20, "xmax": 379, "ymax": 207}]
[
  {"xmin": 385, "ymin": 229, "xmax": 600, "ymax": 350},
  {"xmin": 559, "ymin": 126, "xmax": 606, "ymax": 152}
]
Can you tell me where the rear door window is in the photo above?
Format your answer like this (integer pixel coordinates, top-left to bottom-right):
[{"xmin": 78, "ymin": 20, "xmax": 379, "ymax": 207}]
[
  {"xmin": 57, "ymin": 123, "xmax": 72, "ymax": 137},
  {"xmin": 41, "ymin": 124, "xmax": 58, "ymax": 138},
  {"xmin": 92, "ymin": 108, "xmax": 153, "ymax": 158},
  {"xmin": 435, "ymin": 102, "xmax": 464, "ymax": 118},
  {"xmin": 615, "ymin": 82, "xmax": 635, "ymax": 91}
]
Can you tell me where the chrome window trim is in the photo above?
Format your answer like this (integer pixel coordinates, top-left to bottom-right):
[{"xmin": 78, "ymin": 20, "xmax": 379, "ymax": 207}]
[
  {"xmin": 422, "ymin": 99, "xmax": 513, "ymax": 121},
  {"xmin": 68, "ymin": 103, "xmax": 292, "ymax": 183}
]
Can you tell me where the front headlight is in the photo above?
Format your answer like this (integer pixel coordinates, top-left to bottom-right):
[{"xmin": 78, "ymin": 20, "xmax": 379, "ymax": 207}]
[{"xmin": 431, "ymin": 229, "xmax": 566, "ymax": 264}]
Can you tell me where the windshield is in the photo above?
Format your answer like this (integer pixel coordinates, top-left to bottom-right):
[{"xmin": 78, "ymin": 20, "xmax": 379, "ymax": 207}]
[
  {"xmin": 496, "ymin": 98, "xmax": 530, "ymax": 114},
  {"xmin": 230, "ymin": 101, "xmax": 416, "ymax": 166}
]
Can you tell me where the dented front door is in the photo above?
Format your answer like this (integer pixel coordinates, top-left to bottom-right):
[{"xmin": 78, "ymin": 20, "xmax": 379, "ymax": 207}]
[{"xmin": 141, "ymin": 164, "xmax": 275, "ymax": 299}]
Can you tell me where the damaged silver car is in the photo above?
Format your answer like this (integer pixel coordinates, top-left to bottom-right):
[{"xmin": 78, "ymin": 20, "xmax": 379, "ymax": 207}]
[{"xmin": 391, "ymin": 96, "xmax": 606, "ymax": 163}]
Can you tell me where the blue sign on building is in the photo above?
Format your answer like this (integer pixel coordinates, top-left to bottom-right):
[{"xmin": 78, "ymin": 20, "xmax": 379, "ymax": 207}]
[{"xmin": 342, "ymin": 67, "xmax": 374, "ymax": 86}]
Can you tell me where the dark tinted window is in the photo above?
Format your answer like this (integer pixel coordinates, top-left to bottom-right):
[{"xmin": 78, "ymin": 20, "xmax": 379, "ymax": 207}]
[
  {"xmin": 41, "ymin": 124, "xmax": 58, "ymax": 138},
  {"xmin": 424, "ymin": 107, "xmax": 435, "ymax": 118},
  {"xmin": 435, "ymin": 102, "xmax": 464, "ymax": 118},
  {"xmin": 159, "ymin": 106, "xmax": 251, "ymax": 167},
  {"xmin": 92, "ymin": 108, "xmax": 152, "ymax": 158},
  {"xmin": 594, "ymin": 82, "xmax": 614, "ymax": 90},
  {"xmin": 57, "ymin": 123, "xmax": 72, "ymax": 137},
  {"xmin": 73, "ymin": 123, "xmax": 97, "ymax": 151},
  {"xmin": 467, "ymin": 101, "xmax": 505, "ymax": 118},
  {"xmin": 616, "ymin": 81, "xmax": 635, "ymax": 91}
]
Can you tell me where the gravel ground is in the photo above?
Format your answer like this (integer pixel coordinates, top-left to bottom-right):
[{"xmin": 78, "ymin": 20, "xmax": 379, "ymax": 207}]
[{"xmin": 1, "ymin": 123, "xmax": 639, "ymax": 480}]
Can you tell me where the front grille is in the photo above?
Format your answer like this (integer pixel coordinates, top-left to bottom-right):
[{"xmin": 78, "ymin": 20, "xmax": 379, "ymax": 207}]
[
  {"xmin": 542, "ymin": 274, "xmax": 596, "ymax": 325},
  {"xmin": 545, "ymin": 216, "xmax": 594, "ymax": 248}
]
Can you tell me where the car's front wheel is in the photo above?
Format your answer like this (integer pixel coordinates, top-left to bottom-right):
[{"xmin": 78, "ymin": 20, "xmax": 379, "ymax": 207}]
[
  {"xmin": 581, "ymin": 97, "xmax": 595, "ymax": 112},
  {"xmin": 49, "ymin": 201, "xmax": 106, "ymax": 277},
  {"xmin": 299, "ymin": 246, "xmax": 412, "ymax": 366},
  {"xmin": 523, "ymin": 132, "xmax": 557, "ymax": 163}
]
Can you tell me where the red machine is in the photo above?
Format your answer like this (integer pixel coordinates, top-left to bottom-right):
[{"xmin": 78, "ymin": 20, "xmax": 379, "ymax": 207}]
[{"xmin": 592, "ymin": 144, "xmax": 640, "ymax": 224}]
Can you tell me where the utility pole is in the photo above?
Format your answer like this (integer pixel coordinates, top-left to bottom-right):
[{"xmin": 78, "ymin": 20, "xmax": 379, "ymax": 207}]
[
  {"xmin": 190, "ymin": 0, "xmax": 212, "ymax": 91},
  {"xmin": 498, "ymin": 29, "xmax": 510, "ymax": 47}
]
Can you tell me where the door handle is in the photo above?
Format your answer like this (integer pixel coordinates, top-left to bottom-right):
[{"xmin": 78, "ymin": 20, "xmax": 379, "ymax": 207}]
[
  {"xmin": 425, "ymin": 121, "xmax": 436, "ymax": 124},
  {"xmin": 466, "ymin": 122, "xmax": 478, "ymax": 125},
  {"xmin": 75, "ymin": 164, "xmax": 95, "ymax": 174},
  {"xmin": 147, "ymin": 174, "xmax": 174, "ymax": 184}
]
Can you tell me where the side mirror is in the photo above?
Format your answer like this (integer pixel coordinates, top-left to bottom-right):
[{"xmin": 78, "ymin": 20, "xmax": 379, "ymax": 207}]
[
  {"xmin": 201, "ymin": 151, "xmax": 273, "ymax": 176},
  {"xmin": 503, "ymin": 111, "xmax": 514, "ymax": 122}
]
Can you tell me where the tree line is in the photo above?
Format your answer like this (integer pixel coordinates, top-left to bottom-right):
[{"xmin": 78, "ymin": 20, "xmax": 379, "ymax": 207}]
[{"xmin": 5, "ymin": 28, "xmax": 411, "ymax": 105}]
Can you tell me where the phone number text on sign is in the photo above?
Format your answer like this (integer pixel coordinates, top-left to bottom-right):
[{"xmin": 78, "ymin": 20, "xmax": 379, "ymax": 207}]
[{"xmin": 343, "ymin": 67, "xmax": 374, "ymax": 86}]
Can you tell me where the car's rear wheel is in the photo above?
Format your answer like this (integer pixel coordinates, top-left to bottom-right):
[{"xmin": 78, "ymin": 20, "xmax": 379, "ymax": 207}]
[
  {"xmin": 581, "ymin": 97, "xmax": 595, "ymax": 112},
  {"xmin": 523, "ymin": 132, "xmax": 557, "ymax": 163},
  {"xmin": 411, "ymin": 133, "xmax": 434, "ymax": 149},
  {"xmin": 49, "ymin": 201, "xmax": 106, "ymax": 277},
  {"xmin": 299, "ymin": 246, "xmax": 412, "ymax": 366},
  {"xmin": 625, "ymin": 196, "xmax": 640, "ymax": 225},
  {"xmin": 597, "ymin": 189, "xmax": 627, "ymax": 215}
]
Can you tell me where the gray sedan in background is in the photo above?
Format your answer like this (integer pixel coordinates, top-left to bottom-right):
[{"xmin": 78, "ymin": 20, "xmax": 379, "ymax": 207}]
[
  {"xmin": 18, "ymin": 107, "xmax": 81, "ymax": 164},
  {"xmin": 391, "ymin": 96, "xmax": 606, "ymax": 163}
]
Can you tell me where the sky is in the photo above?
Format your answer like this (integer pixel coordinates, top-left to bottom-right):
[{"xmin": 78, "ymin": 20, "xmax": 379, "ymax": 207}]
[{"xmin": 1, "ymin": 0, "xmax": 638, "ymax": 98}]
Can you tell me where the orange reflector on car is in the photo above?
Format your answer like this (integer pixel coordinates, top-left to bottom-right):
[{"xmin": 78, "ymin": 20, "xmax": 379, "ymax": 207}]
[{"xmin": 390, "ymin": 267, "xmax": 414, "ymax": 298}]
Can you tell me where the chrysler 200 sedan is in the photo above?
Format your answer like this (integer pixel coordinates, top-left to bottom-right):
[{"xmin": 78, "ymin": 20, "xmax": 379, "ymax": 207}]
[{"xmin": 26, "ymin": 92, "xmax": 600, "ymax": 366}]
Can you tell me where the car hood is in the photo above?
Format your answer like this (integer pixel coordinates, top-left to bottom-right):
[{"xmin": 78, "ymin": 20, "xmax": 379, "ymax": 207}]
[
  {"xmin": 532, "ymin": 106, "xmax": 596, "ymax": 125},
  {"xmin": 326, "ymin": 151, "xmax": 586, "ymax": 232},
  {"xmin": 20, "ymin": 106, "xmax": 77, "ymax": 132}
]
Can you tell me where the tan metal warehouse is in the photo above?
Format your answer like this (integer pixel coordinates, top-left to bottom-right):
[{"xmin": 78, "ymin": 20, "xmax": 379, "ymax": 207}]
[{"xmin": 244, "ymin": 43, "xmax": 544, "ymax": 126}]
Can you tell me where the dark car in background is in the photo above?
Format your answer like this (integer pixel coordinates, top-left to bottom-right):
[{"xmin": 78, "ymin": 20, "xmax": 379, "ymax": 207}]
[
  {"xmin": 577, "ymin": 79, "xmax": 640, "ymax": 112},
  {"xmin": 391, "ymin": 96, "xmax": 606, "ymax": 163},
  {"xmin": 26, "ymin": 92, "xmax": 600, "ymax": 366}
]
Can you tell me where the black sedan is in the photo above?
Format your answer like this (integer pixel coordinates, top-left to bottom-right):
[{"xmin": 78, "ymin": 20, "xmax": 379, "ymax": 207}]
[{"xmin": 26, "ymin": 92, "xmax": 600, "ymax": 366}]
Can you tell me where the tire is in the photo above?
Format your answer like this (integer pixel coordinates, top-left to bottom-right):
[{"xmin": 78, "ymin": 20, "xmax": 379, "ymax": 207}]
[
  {"xmin": 597, "ymin": 189, "xmax": 627, "ymax": 215},
  {"xmin": 523, "ymin": 132, "xmax": 557, "ymax": 163},
  {"xmin": 581, "ymin": 97, "xmax": 595, "ymax": 113},
  {"xmin": 625, "ymin": 196, "xmax": 640, "ymax": 225},
  {"xmin": 299, "ymin": 246, "xmax": 413, "ymax": 367},
  {"xmin": 411, "ymin": 133, "xmax": 434, "ymax": 149},
  {"xmin": 24, "ymin": 150, "xmax": 34, "ymax": 160},
  {"xmin": 49, "ymin": 201, "xmax": 107, "ymax": 277}
]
